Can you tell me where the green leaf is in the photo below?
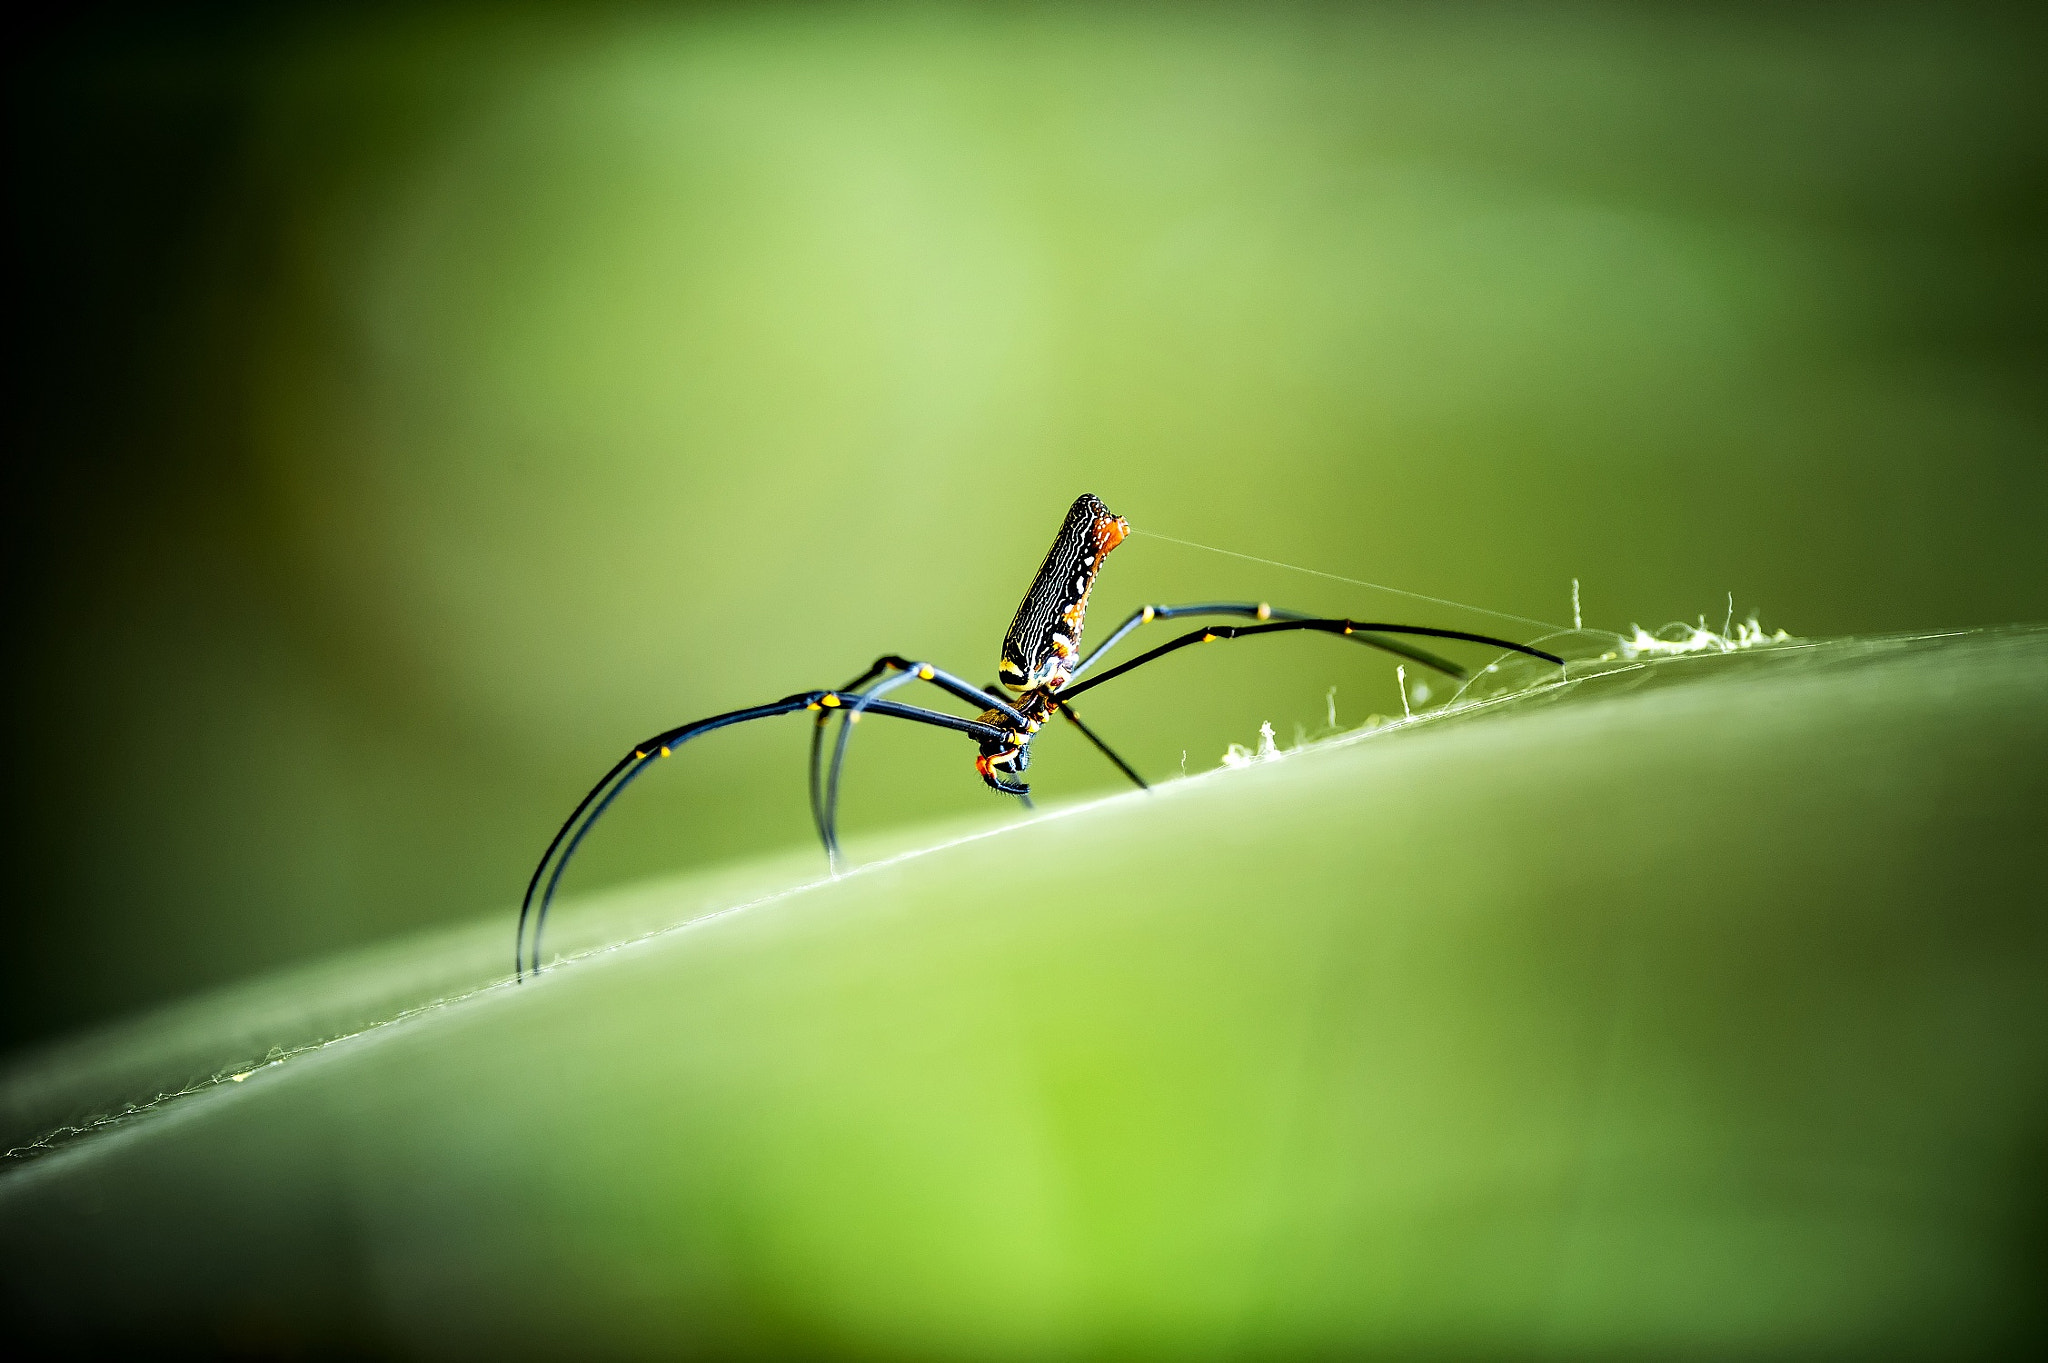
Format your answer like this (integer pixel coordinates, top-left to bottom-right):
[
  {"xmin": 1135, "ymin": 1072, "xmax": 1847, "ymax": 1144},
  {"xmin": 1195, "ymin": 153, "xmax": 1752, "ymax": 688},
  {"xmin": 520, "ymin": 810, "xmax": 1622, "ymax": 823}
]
[{"xmin": 4, "ymin": 629, "xmax": 2043, "ymax": 1357}]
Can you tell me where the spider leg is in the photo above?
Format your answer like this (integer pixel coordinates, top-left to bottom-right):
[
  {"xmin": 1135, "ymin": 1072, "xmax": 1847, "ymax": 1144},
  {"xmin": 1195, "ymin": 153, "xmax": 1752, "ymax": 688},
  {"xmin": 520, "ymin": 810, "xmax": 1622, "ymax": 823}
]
[
  {"xmin": 1075, "ymin": 602, "xmax": 1468, "ymax": 682},
  {"xmin": 1056, "ymin": 701, "xmax": 1149, "ymax": 789},
  {"xmin": 808, "ymin": 658, "xmax": 1029, "ymax": 864},
  {"xmin": 823, "ymin": 671, "xmax": 919, "ymax": 862},
  {"xmin": 822, "ymin": 683, "xmax": 1141, "ymax": 862},
  {"xmin": 1060, "ymin": 619, "xmax": 1564, "ymax": 705},
  {"xmin": 520, "ymin": 691, "xmax": 1007, "ymax": 979},
  {"xmin": 821, "ymin": 663, "xmax": 1034, "ymax": 865},
  {"xmin": 809, "ymin": 662, "xmax": 891, "ymax": 863}
]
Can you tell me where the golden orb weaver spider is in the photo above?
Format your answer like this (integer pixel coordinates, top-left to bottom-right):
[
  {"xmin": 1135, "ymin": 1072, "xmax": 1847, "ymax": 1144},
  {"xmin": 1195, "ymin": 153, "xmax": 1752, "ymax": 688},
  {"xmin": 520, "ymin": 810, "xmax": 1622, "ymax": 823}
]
[{"xmin": 516, "ymin": 494, "xmax": 1563, "ymax": 977}]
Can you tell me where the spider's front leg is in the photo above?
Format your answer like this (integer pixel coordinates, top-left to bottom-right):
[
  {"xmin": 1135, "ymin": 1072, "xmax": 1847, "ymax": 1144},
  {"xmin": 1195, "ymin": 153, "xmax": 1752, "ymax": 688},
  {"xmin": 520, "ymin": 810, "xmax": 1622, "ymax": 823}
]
[
  {"xmin": 806, "ymin": 657, "xmax": 1032, "ymax": 867},
  {"xmin": 520, "ymin": 690, "xmax": 1009, "ymax": 979}
]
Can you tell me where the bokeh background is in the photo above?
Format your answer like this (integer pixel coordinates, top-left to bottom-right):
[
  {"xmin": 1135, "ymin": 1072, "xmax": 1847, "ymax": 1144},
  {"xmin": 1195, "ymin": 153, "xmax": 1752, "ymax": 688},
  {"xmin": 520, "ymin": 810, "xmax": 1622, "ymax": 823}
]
[{"xmin": 7, "ymin": 1, "xmax": 2045, "ymax": 1054}]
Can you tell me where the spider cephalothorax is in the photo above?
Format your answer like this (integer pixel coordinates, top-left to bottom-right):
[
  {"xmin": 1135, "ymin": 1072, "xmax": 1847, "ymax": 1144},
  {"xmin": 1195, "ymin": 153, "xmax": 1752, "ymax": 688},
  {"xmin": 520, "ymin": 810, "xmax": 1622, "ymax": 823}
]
[
  {"xmin": 518, "ymin": 493, "xmax": 1563, "ymax": 977},
  {"xmin": 973, "ymin": 679, "xmax": 1056, "ymax": 793}
]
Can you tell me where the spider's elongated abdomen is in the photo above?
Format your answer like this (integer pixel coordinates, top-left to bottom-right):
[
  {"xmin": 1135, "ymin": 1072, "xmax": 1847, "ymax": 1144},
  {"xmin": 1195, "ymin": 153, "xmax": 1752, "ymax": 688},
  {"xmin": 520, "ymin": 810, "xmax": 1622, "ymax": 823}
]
[{"xmin": 999, "ymin": 493, "xmax": 1129, "ymax": 691}]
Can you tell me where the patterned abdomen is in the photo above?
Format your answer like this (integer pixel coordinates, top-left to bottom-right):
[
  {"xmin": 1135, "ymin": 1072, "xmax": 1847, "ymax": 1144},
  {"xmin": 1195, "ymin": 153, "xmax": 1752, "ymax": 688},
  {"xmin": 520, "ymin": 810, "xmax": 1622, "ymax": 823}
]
[{"xmin": 999, "ymin": 493, "xmax": 1129, "ymax": 691}]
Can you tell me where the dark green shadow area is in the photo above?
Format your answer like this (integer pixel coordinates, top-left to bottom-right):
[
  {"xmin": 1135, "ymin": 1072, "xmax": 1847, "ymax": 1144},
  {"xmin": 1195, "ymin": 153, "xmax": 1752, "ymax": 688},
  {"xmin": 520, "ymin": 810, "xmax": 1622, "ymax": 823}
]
[{"xmin": 3, "ymin": 629, "xmax": 2042, "ymax": 1357}]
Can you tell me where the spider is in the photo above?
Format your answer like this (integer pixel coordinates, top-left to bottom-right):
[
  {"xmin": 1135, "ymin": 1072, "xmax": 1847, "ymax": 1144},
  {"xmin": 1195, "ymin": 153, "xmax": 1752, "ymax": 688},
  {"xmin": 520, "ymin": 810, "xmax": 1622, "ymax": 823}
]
[{"xmin": 516, "ymin": 494, "xmax": 1562, "ymax": 977}]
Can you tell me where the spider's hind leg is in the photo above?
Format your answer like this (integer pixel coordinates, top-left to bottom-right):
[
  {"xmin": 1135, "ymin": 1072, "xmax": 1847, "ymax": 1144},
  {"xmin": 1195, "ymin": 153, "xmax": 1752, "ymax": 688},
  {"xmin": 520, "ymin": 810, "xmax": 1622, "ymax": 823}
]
[
  {"xmin": 1074, "ymin": 601, "xmax": 1471, "ymax": 682},
  {"xmin": 1060, "ymin": 618, "xmax": 1564, "ymax": 712}
]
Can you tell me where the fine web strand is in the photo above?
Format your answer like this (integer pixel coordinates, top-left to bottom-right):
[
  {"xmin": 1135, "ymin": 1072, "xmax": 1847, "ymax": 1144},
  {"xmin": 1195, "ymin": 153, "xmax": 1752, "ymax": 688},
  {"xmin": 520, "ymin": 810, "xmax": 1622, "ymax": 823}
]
[{"xmin": 1133, "ymin": 528, "xmax": 1568, "ymax": 633}]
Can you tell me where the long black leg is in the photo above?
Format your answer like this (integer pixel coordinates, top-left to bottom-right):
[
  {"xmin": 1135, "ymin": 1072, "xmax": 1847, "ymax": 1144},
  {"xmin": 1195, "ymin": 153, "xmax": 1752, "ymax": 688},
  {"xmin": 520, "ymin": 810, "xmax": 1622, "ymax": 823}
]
[
  {"xmin": 807, "ymin": 714, "xmax": 834, "ymax": 860},
  {"xmin": 1075, "ymin": 602, "xmax": 1467, "ymax": 682},
  {"xmin": 822, "ymin": 687, "xmax": 1144, "ymax": 861},
  {"xmin": 517, "ymin": 749, "xmax": 641, "ymax": 981},
  {"xmin": 809, "ymin": 661, "xmax": 893, "ymax": 860},
  {"xmin": 823, "ymin": 670, "xmax": 918, "ymax": 864},
  {"xmin": 1061, "ymin": 619, "xmax": 1565, "ymax": 704},
  {"xmin": 1058, "ymin": 702, "xmax": 1148, "ymax": 790},
  {"xmin": 520, "ymin": 691, "xmax": 1007, "ymax": 979},
  {"xmin": 807, "ymin": 657, "xmax": 1027, "ymax": 863},
  {"xmin": 821, "ymin": 663, "xmax": 1035, "ymax": 863}
]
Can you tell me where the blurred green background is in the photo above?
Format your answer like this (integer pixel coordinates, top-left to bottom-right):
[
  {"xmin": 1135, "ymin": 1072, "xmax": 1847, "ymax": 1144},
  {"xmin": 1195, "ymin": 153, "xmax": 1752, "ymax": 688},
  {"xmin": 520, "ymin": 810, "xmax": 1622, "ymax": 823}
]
[{"xmin": 6, "ymin": 1, "xmax": 2045, "ymax": 1053}]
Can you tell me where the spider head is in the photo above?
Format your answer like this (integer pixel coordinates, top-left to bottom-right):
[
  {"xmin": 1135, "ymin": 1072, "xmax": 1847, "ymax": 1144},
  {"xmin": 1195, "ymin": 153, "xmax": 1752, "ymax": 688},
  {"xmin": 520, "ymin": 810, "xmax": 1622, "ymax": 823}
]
[{"xmin": 975, "ymin": 735, "xmax": 1032, "ymax": 794}]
